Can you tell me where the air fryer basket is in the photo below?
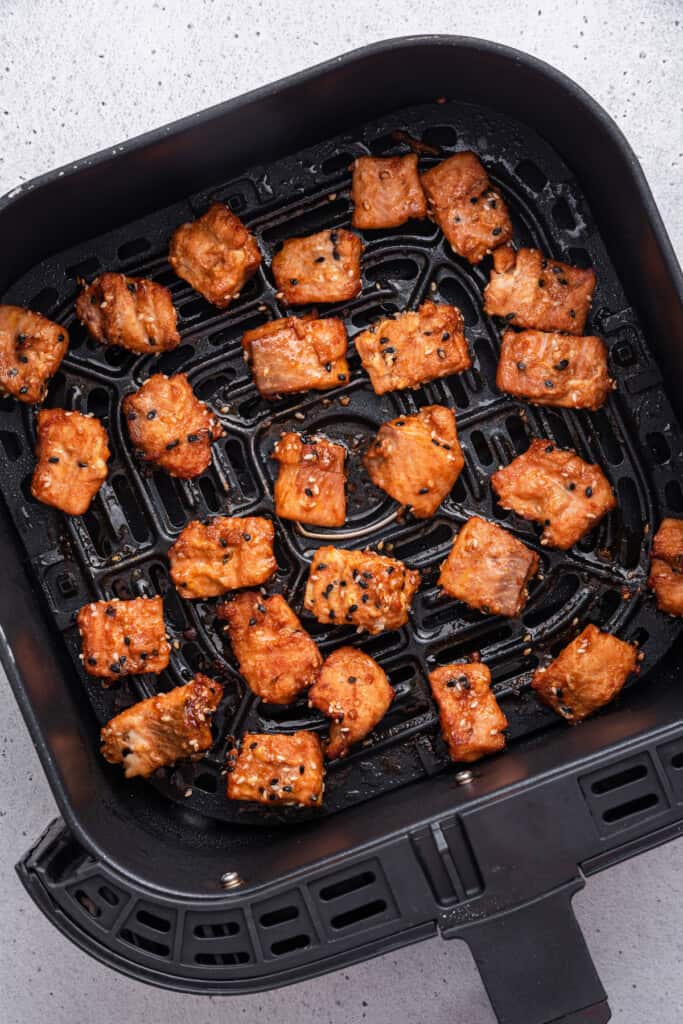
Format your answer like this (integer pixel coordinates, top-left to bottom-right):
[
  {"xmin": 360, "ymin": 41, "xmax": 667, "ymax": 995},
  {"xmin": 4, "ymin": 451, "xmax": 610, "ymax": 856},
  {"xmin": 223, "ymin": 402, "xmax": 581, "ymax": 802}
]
[{"xmin": 2, "ymin": 37, "xmax": 682, "ymax": 1024}]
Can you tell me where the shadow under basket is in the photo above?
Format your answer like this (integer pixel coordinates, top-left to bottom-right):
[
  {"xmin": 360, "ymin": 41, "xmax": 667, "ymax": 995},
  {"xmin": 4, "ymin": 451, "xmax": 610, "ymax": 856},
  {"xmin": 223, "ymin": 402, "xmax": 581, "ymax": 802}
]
[{"xmin": 1, "ymin": 36, "xmax": 683, "ymax": 1024}]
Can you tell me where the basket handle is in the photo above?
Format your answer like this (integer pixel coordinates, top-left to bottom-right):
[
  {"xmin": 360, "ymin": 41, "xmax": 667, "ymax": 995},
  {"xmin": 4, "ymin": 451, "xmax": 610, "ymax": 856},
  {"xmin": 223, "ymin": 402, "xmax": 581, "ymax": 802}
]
[{"xmin": 457, "ymin": 884, "xmax": 610, "ymax": 1024}]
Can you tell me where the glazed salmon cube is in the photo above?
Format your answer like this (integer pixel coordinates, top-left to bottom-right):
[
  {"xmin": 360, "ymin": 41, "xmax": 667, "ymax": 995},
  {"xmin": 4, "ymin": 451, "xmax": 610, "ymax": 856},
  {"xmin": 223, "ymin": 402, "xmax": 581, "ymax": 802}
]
[
  {"xmin": 122, "ymin": 373, "xmax": 224, "ymax": 479},
  {"xmin": 100, "ymin": 674, "xmax": 223, "ymax": 777},
  {"xmin": 421, "ymin": 151, "xmax": 512, "ymax": 263},
  {"xmin": 168, "ymin": 516, "xmax": 276, "ymax": 599},
  {"xmin": 75, "ymin": 273, "xmax": 180, "ymax": 353},
  {"xmin": 363, "ymin": 405, "xmax": 464, "ymax": 518},
  {"xmin": 0, "ymin": 305, "xmax": 68, "ymax": 404},
  {"xmin": 484, "ymin": 247, "xmax": 596, "ymax": 334},
  {"xmin": 648, "ymin": 518, "xmax": 683, "ymax": 617},
  {"xmin": 304, "ymin": 546, "xmax": 420, "ymax": 635},
  {"xmin": 227, "ymin": 731, "xmax": 324, "ymax": 807},
  {"xmin": 271, "ymin": 228, "xmax": 363, "ymax": 305},
  {"xmin": 272, "ymin": 432, "xmax": 346, "ymax": 527},
  {"xmin": 429, "ymin": 662, "xmax": 507, "ymax": 762},
  {"xmin": 351, "ymin": 154, "xmax": 427, "ymax": 229},
  {"xmin": 308, "ymin": 646, "xmax": 394, "ymax": 759},
  {"xmin": 354, "ymin": 301, "xmax": 471, "ymax": 395},
  {"xmin": 496, "ymin": 329, "xmax": 613, "ymax": 410},
  {"xmin": 218, "ymin": 591, "xmax": 322, "ymax": 704},
  {"xmin": 31, "ymin": 409, "xmax": 110, "ymax": 516},
  {"xmin": 168, "ymin": 203, "xmax": 262, "ymax": 308},
  {"xmin": 532, "ymin": 624, "xmax": 638, "ymax": 721},
  {"xmin": 491, "ymin": 439, "xmax": 616, "ymax": 550},
  {"xmin": 77, "ymin": 596, "xmax": 170, "ymax": 681},
  {"xmin": 438, "ymin": 517, "xmax": 539, "ymax": 617},
  {"xmin": 242, "ymin": 315, "xmax": 349, "ymax": 398}
]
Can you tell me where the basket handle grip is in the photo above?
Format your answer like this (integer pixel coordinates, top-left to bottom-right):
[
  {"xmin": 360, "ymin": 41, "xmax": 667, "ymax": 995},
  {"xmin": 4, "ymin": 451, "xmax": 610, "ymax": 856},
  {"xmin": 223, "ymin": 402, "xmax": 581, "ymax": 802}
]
[{"xmin": 458, "ymin": 884, "xmax": 610, "ymax": 1024}]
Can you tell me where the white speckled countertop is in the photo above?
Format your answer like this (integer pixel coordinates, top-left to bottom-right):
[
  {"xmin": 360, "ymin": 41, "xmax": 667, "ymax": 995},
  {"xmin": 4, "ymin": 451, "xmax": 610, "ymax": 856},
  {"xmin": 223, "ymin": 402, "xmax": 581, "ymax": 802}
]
[{"xmin": 0, "ymin": 2, "xmax": 681, "ymax": 1022}]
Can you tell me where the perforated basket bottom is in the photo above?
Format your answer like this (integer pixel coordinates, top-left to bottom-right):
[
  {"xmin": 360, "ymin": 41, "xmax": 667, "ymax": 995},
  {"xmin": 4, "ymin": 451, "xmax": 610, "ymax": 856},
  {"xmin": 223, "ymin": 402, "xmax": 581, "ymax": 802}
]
[{"xmin": 2, "ymin": 100, "xmax": 682, "ymax": 825}]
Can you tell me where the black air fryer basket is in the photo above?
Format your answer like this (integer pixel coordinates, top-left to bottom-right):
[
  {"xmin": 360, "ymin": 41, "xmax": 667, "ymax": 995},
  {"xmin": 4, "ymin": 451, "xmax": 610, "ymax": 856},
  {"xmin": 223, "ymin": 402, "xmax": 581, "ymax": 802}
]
[{"xmin": 1, "ymin": 37, "xmax": 682, "ymax": 1024}]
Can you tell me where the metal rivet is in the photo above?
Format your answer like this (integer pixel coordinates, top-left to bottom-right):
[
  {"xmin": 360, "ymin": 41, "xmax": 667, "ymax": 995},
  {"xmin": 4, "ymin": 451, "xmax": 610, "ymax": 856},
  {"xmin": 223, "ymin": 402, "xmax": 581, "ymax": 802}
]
[
  {"xmin": 455, "ymin": 770, "xmax": 474, "ymax": 785},
  {"xmin": 220, "ymin": 870, "xmax": 244, "ymax": 890}
]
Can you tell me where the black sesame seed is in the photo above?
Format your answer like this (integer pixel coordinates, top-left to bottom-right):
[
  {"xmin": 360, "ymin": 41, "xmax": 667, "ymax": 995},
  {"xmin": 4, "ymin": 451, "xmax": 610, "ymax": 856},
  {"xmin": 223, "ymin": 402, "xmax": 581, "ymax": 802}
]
[
  {"xmin": 544, "ymin": 380, "xmax": 554, "ymax": 389},
  {"xmin": 384, "ymin": 346, "xmax": 395, "ymax": 354},
  {"xmin": 8, "ymin": 368, "xmax": 17, "ymax": 377},
  {"xmin": 567, "ymin": 482, "xmax": 576, "ymax": 491},
  {"xmin": 551, "ymin": 266, "xmax": 561, "ymax": 275},
  {"xmin": 57, "ymin": 333, "xmax": 65, "ymax": 342},
  {"xmin": 78, "ymin": 461, "xmax": 88, "ymax": 468},
  {"xmin": 505, "ymin": 312, "xmax": 516, "ymax": 321},
  {"xmin": 418, "ymin": 487, "xmax": 429, "ymax": 494},
  {"xmin": 554, "ymin": 359, "xmax": 569, "ymax": 371},
  {"xmin": 329, "ymin": 610, "xmax": 336, "ymax": 619},
  {"xmin": 289, "ymin": 278, "xmax": 298, "ymax": 285},
  {"xmin": 165, "ymin": 440, "xmax": 179, "ymax": 450},
  {"xmin": 338, "ymin": 373, "xmax": 346, "ymax": 381},
  {"xmin": 18, "ymin": 354, "xmax": 28, "ymax": 364},
  {"xmin": 361, "ymin": 594, "xmax": 369, "ymax": 603},
  {"xmin": 317, "ymin": 563, "xmax": 328, "ymax": 570},
  {"xmin": 441, "ymin": 332, "xmax": 450, "ymax": 341},
  {"xmin": 569, "ymin": 309, "xmax": 576, "ymax": 318},
  {"xmin": 431, "ymin": 439, "xmax": 440, "ymax": 446},
  {"xmin": 348, "ymin": 604, "xmax": 358, "ymax": 613},
  {"xmin": 249, "ymin": 741, "xmax": 258, "ymax": 749},
  {"xmin": 109, "ymin": 663, "xmax": 121, "ymax": 674},
  {"xmin": 470, "ymin": 196, "xmax": 478, "ymax": 204},
  {"xmin": 105, "ymin": 606, "xmax": 116, "ymax": 617},
  {"xmin": 268, "ymin": 793, "xmax": 276, "ymax": 801},
  {"xmin": 90, "ymin": 295, "xmax": 98, "ymax": 305},
  {"xmin": 127, "ymin": 282, "xmax": 136, "ymax": 292},
  {"xmin": 124, "ymin": 636, "xmax": 131, "ymax": 646},
  {"xmin": 48, "ymin": 456, "xmax": 59, "ymax": 464},
  {"xmin": 362, "ymin": 571, "xmax": 373, "ymax": 579},
  {"xmin": 489, "ymin": 198, "xmax": 497, "ymax": 209},
  {"xmin": 560, "ymin": 705, "xmax": 573, "ymax": 716},
  {"xmin": 314, "ymin": 256, "xmax": 325, "ymax": 263},
  {"xmin": 147, "ymin": 409, "xmax": 157, "ymax": 420},
  {"xmin": 517, "ymin": 361, "xmax": 526, "ymax": 371},
  {"xmin": 127, "ymin": 411, "xmax": 137, "ymax": 421},
  {"xmin": 453, "ymin": 215, "xmax": 461, "ymax": 223},
  {"xmin": 545, "ymin": 444, "xmax": 554, "ymax": 453},
  {"xmin": 148, "ymin": 337, "xmax": 157, "ymax": 346},
  {"xmin": 299, "ymin": 764, "xmax": 305, "ymax": 774},
  {"xmin": 187, "ymin": 433, "xmax": 200, "ymax": 442},
  {"xmin": 283, "ymin": 785, "xmax": 293, "ymax": 793},
  {"xmin": 249, "ymin": 618, "xmax": 257, "ymax": 626},
  {"xmin": 559, "ymin": 277, "xmax": 569, "ymax": 286},
  {"xmin": 324, "ymin": 362, "xmax": 332, "ymax": 372},
  {"xmin": 219, "ymin": 538, "xmax": 228, "ymax": 548},
  {"xmin": 585, "ymin": 486, "xmax": 593, "ymax": 497},
  {"xmin": 348, "ymin": 676, "xmax": 357, "ymax": 683},
  {"xmin": 243, "ymin": 533, "xmax": 251, "ymax": 542},
  {"xmin": 87, "ymin": 656, "xmax": 97, "ymax": 666},
  {"xmin": 395, "ymin": 420, "xmax": 405, "ymax": 427},
  {"xmin": 379, "ymin": 336, "xmax": 390, "ymax": 345},
  {"xmin": 19, "ymin": 386, "xmax": 28, "ymax": 394},
  {"xmin": 305, "ymin": 487, "xmax": 313, "ymax": 497},
  {"xmin": 492, "ymin": 227, "xmax": 502, "ymax": 237},
  {"xmin": 257, "ymin": 604, "xmax": 266, "ymax": 613},
  {"xmin": 544, "ymin": 518, "xmax": 551, "ymax": 526},
  {"xmin": 140, "ymin": 651, "xmax": 148, "ymax": 660},
  {"xmin": 538, "ymin": 278, "xmax": 545, "ymax": 288}
]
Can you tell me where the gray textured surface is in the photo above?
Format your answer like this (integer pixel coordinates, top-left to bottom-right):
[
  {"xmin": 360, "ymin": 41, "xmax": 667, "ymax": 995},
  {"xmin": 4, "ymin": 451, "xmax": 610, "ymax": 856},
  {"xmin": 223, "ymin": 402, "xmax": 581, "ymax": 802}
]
[{"xmin": 0, "ymin": 1, "xmax": 681, "ymax": 1022}]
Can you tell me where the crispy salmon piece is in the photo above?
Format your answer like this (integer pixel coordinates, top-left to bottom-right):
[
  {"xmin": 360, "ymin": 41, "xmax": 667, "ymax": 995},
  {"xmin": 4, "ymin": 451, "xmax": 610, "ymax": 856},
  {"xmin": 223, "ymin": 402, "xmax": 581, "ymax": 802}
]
[
  {"xmin": 429, "ymin": 662, "xmax": 507, "ymax": 762},
  {"xmin": 421, "ymin": 151, "xmax": 512, "ymax": 263},
  {"xmin": 484, "ymin": 247, "xmax": 596, "ymax": 334},
  {"xmin": 272, "ymin": 432, "xmax": 346, "ymax": 527},
  {"xmin": 354, "ymin": 301, "xmax": 471, "ymax": 395},
  {"xmin": 308, "ymin": 646, "xmax": 394, "ymax": 759},
  {"xmin": 0, "ymin": 305, "xmax": 68, "ymax": 404},
  {"xmin": 438, "ymin": 517, "xmax": 539, "ymax": 617},
  {"xmin": 100, "ymin": 674, "xmax": 223, "ymax": 778},
  {"xmin": 77, "ymin": 596, "xmax": 170, "ymax": 681},
  {"xmin": 272, "ymin": 228, "xmax": 363, "ymax": 305},
  {"xmin": 218, "ymin": 591, "xmax": 322, "ymax": 704},
  {"xmin": 169, "ymin": 516, "xmax": 276, "ymax": 599},
  {"xmin": 227, "ymin": 731, "xmax": 324, "ymax": 807},
  {"xmin": 532, "ymin": 625, "xmax": 638, "ymax": 722},
  {"xmin": 75, "ymin": 273, "xmax": 179, "ymax": 354},
  {"xmin": 496, "ymin": 329, "xmax": 613, "ymax": 410},
  {"xmin": 242, "ymin": 315, "xmax": 349, "ymax": 398},
  {"xmin": 31, "ymin": 409, "xmax": 110, "ymax": 516},
  {"xmin": 168, "ymin": 203, "xmax": 261, "ymax": 308},
  {"xmin": 304, "ymin": 546, "xmax": 420, "ymax": 634},
  {"xmin": 648, "ymin": 518, "xmax": 683, "ymax": 617},
  {"xmin": 491, "ymin": 439, "xmax": 616, "ymax": 550},
  {"xmin": 351, "ymin": 154, "xmax": 427, "ymax": 229},
  {"xmin": 123, "ymin": 372, "xmax": 223, "ymax": 479},
  {"xmin": 363, "ymin": 405, "xmax": 464, "ymax": 518}
]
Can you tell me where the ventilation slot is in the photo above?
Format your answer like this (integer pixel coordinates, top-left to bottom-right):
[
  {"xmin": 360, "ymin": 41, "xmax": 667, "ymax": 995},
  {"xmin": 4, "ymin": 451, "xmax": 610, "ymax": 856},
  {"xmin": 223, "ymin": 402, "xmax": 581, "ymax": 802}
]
[
  {"xmin": 260, "ymin": 905, "xmax": 299, "ymax": 927},
  {"xmin": 119, "ymin": 928, "xmax": 170, "ymax": 958},
  {"xmin": 672, "ymin": 752, "xmax": 683, "ymax": 770},
  {"xmin": 591, "ymin": 763, "xmax": 648, "ymax": 794},
  {"xmin": 319, "ymin": 871, "xmax": 375, "ymax": 901},
  {"xmin": 136, "ymin": 909, "xmax": 171, "ymax": 932},
  {"xmin": 421, "ymin": 125, "xmax": 458, "ymax": 149},
  {"xmin": 321, "ymin": 151, "xmax": 354, "ymax": 175},
  {"xmin": 602, "ymin": 793, "xmax": 659, "ymax": 823},
  {"xmin": 0, "ymin": 431, "xmax": 22, "ymax": 462},
  {"xmin": 194, "ymin": 921, "xmax": 240, "ymax": 938},
  {"xmin": 331, "ymin": 899, "xmax": 387, "ymax": 930},
  {"xmin": 436, "ymin": 276, "xmax": 478, "ymax": 326},
  {"xmin": 74, "ymin": 889, "xmax": 101, "ymax": 917},
  {"xmin": 195, "ymin": 950, "xmax": 250, "ymax": 965},
  {"xmin": 646, "ymin": 431, "xmax": 670, "ymax": 464},
  {"xmin": 366, "ymin": 257, "xmax": 421, "ymax": 284},
  {"xmin": 270, "ymin": 934, "xmax": 310, "ymax": 956},
  {"xmin": 117, "ymin": 237, "xmax": 151, "ymax": 261},
  {"xmin": 516, "ymin": 159, "xmax": 547, "ymax": 192},
  {"xmin": 552, "ymin": 198, "xmax": 575, "ymax": 230},
  {"xmin": 66, "ymin": 256, "xmax": 101, "ymax": 280}
]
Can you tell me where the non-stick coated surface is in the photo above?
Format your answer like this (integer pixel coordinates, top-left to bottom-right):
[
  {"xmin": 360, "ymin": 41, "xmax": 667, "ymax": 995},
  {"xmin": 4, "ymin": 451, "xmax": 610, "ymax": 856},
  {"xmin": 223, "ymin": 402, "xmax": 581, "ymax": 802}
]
[{"xmin": 1, "ymin": 99, "xmax": 682, "ymax": 825}]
